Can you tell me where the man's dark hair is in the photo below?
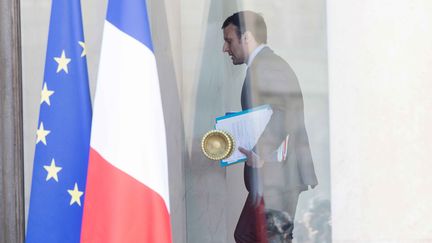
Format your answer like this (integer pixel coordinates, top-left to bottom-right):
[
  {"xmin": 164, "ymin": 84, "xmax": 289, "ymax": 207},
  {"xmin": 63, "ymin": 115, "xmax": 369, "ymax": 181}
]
[{"xmin": 222, "ymin": 11, "xmax": 267, "ymax": 44}]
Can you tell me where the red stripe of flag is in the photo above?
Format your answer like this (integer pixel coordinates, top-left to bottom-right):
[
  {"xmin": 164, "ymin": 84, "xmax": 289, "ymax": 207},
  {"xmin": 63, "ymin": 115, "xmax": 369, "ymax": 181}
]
[{"xmin": 81, "ymin": 148, "xmax": 172, "ymax": 243}]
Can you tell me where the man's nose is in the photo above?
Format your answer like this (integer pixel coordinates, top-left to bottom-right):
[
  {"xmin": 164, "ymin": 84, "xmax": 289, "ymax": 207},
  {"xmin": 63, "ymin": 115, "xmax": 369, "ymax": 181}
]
[{"xmin": 222, "ymin": 43, "xmax": 228, "ymax": 53}]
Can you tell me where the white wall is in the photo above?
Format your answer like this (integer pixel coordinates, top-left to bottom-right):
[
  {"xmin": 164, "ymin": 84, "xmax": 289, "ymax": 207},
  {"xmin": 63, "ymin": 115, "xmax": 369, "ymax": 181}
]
[{"xmin": 328, "ymin": 0, "xmax": 432, "ymax": 241}]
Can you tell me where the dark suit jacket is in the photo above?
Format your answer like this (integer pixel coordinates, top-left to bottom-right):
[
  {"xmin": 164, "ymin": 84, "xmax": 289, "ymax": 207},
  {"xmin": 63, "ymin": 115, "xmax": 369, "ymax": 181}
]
[{"xmin": 240, "ymin": 47, "xmax": 318, "ymax": 196}]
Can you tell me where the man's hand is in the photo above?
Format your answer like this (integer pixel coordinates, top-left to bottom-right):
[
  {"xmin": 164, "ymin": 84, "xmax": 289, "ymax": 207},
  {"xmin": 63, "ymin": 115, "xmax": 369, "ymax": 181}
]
[
  {"xmin": 238, "ymin": 147, "xmax": 264, "ymax": 207},
  {"xmin": 238, "ymin": 147, "xmax": 265, "ymax": 168}
]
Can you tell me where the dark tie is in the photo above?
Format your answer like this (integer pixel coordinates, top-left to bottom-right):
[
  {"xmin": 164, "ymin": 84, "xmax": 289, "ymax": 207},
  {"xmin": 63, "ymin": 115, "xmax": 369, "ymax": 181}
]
[{"xmin": 241, "ymin": 68, "xmax": 251, "ymax": 110}]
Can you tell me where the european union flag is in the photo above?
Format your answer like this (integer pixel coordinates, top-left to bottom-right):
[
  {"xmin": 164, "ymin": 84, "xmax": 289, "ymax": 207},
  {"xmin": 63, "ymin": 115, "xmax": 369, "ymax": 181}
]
[{"xmin": 26, "ymin": 0, "xmax": 91, "ymax": 242}]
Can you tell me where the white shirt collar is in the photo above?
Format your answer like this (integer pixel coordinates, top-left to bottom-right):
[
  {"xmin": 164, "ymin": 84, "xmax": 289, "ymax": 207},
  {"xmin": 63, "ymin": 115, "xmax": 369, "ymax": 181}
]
[{"xmin": 247, "ymin": 44, "xmax": 267, "ymax": 67}]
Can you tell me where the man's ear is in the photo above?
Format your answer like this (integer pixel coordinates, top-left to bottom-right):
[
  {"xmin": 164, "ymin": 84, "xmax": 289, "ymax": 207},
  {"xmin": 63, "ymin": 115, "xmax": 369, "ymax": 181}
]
[{"xmin": 243, "ymin": 31, "xmax": 255, "ymax": 44}]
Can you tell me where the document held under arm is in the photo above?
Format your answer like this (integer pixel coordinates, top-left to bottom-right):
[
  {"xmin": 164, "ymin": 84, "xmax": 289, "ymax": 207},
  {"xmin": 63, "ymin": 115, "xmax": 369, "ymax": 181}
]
[{"xmin": 215, "ymin": 105, "xmax": 273, "ymax": 167}]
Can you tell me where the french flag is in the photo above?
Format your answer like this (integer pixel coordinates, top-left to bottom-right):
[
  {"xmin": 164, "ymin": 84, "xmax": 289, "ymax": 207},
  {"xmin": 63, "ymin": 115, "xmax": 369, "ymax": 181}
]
[{"xmin": 80, "ymin": 0, "xmax": 172, "ymax": 242}]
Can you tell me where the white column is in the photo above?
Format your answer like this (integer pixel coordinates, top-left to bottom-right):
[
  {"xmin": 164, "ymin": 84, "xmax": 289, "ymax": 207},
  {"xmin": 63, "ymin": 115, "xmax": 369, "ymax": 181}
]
[{"xmin": 328, "ymin": 0, "xmax": 432, "ymax": 241}]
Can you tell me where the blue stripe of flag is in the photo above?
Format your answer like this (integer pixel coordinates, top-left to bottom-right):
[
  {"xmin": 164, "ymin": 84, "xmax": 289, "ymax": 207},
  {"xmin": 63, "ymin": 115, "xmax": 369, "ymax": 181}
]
[{"xmin": 106, "ymin": 0, "xmax": 154, "ymax": 51}]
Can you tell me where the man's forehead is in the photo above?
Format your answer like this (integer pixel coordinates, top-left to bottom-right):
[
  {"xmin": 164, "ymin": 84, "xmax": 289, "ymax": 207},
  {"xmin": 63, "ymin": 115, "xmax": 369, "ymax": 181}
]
[
  {"xmin": 223, "ymin": 24, "xmax": 238, "ymax": 38},
  {"xmin": 224, "ymin": 24, "xmax": 238, "ymax": 32}
]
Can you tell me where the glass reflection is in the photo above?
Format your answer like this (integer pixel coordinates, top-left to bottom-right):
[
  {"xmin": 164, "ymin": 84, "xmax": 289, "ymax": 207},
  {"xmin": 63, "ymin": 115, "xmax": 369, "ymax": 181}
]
[{"xmin": 221, "ymin": 11, "xmax": 318, "ymax": 242}]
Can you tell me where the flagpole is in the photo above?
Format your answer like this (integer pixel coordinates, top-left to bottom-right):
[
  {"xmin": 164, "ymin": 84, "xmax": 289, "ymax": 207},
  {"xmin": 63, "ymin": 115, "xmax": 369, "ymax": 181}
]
[{"xmin": 0, "ymin": 0, "xmax": 25, "ymax": 242}]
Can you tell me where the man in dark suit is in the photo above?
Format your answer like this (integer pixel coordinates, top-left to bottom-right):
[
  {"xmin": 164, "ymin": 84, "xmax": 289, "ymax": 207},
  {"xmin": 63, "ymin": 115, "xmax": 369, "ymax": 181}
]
[{"xmin": 222, "ymin": 11, "xmax": 318, "ymax": 242}]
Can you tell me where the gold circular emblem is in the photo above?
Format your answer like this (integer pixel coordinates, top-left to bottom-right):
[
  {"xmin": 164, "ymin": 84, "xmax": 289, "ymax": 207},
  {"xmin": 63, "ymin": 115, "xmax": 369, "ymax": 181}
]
[{"xmin": 201, "ymin": 130, "xmax": 234, "ymax": 160}]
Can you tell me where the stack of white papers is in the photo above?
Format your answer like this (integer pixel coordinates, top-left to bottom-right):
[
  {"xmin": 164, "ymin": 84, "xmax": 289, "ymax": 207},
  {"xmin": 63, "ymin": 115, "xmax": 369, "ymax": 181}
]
[{"xmin": 215, "ymin": 105, "xmax": 273, "ymax": 167}]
